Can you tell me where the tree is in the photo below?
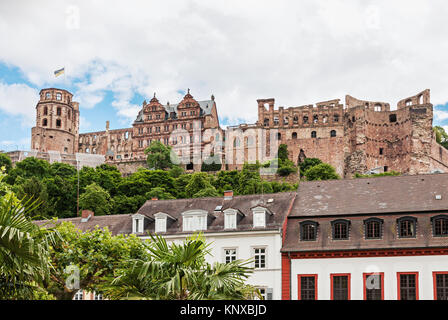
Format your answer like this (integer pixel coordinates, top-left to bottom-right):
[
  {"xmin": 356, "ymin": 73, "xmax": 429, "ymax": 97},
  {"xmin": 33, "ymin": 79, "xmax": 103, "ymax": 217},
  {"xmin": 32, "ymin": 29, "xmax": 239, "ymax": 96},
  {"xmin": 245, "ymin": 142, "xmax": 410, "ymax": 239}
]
[
  {"xmin": 0, "ymin": 169, "xmax": 58, "ymax": 299},
  {"xmin": 434, "ymin": 126, "xmax": 448, "ymax": 149},
  {"xmin": 145, "ymin": 187, "xmax": 176, "ymax": 200},
  {"xmin": 0, "ymin": 154, "xmax": 12, "ymax": 173},
  {"xmin": 79, "ymin": 183, "xmax": 113, "ymax": 216},
  {"xmin": 12, "ymin": 176, "xmax": 50, "ymax": 220},
  {"xmin": 299, "ymin": 158, "xmax": 322, "ymax": 177},
  {"xmin": 6, "ymin": 157, "xmax": 50, "ymax": 184},
  {"xmin": 185, "ymin": 172, "xmax": 218, "ymax": 198},
  {"xmin": 102, "ymin": 234, "xmax": 259, "ymax": 300},
  {"xmin": 193, "ymin": 187, "xmax": 220, "ymax": 198},
  {"xmin": 43, "ymin": 222, "xmax": 152, "ymax": 300},
  {"xmin": 201, "ymin": 153, "xmax": 222, "ymax": 172},
  {"xmin": 278, "ymin": 144, "xmax": 289, "ymax": 162},
  {"xmin": 303, "ymin": 163, "xmax": 340, "ymax": 181},
  {"xmin": 144, "ymin": 141, "xmax": 176, "ymax": 170}
]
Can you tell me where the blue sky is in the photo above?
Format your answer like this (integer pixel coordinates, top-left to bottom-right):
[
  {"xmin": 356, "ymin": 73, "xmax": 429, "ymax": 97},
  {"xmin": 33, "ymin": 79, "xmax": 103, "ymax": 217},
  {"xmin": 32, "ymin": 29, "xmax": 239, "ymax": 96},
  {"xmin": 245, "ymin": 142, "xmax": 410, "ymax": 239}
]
[{"xmin": 0, "ymin": 1, "xmax": 448, "ymax": 151}]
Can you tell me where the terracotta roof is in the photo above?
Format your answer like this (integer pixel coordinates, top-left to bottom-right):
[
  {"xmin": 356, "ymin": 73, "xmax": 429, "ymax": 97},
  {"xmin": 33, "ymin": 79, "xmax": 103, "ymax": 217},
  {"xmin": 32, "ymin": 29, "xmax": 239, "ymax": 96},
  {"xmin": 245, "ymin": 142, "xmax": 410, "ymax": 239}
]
[{"xmin": 290, "ymin": 173, "xmax": 448, "ymax": 217}]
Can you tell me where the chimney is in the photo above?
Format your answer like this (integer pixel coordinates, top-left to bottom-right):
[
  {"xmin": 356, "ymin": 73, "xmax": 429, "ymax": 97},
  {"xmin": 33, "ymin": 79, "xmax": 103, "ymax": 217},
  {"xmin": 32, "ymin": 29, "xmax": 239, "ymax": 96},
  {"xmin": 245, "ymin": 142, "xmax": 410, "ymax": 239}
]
[
  {"xmin": 151, "ymin": 197, "xmax": 158, "ymax": 201},
  {"xmin": 81, "ymin": 210, "xmax": 94, "ymax": 222},
  {"xmin": 224, "ymin": 190, "xmax": 233, "ymax": 200}
]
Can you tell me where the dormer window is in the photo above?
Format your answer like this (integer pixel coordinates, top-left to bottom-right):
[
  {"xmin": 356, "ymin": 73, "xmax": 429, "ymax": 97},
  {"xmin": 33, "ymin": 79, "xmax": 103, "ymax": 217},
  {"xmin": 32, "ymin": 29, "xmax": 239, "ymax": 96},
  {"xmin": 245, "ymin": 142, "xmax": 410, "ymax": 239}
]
[
  {"xmin": 252, "ymin": 206, "xmax": 272, "ymax": 228},
  {"xmin": 397, "ymin": 216, "xmax": 417, "ymax": 238},
  {"xmin": 223, "ymin": 208, "xmax": 243, "ymax": 230},
  {"xmin": 182, "ymin": 210, "xmax": 209, "ymax": 232},
  {"xmin": 154, "ymin": 212, "xmax": 176, "ymax": 233},
  {"xmin": 431, "ymin": 215, "xmax": 448, "ymax": 237},
  {"xmin": 224, "ymin": 211, "xmax": 236, "ymax": 229},
  {"xmin": 364, "ymin": 218, "xmax": 383, "ymax": 239},
  {"xmin": 300, "ymin": 221, "xmax": 318, "ymax": 241},
  {"xmin": 132, "ymin": 213, "xmax": 151, "ymax": 234},
  {"xmin": 155, "ymin": 215, "xmax": 166, "ymax": 233},
  {"xmin": 331, "ymin": 219, "xmax": 350, "ymax": 240}
]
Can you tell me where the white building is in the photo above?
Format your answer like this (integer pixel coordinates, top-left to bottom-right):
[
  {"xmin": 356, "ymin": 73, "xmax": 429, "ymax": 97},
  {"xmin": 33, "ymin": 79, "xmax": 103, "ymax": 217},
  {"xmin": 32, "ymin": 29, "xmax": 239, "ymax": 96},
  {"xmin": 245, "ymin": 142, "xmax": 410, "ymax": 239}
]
[{"xmin": 133, "ymin": 191, "xmax": 296, "ymax": 300}]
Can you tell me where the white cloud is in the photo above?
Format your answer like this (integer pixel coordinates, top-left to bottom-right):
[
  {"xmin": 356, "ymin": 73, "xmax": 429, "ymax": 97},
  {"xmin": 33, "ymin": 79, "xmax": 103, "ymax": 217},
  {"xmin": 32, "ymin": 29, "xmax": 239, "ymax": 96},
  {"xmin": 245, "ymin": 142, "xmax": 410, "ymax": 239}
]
[
  {"xmin": 2, "ymin": 0, "xmax": 448, "ymax": 126},
  {"xmin": 434, "ymin": 109, "xmax": 448, "ymax": 121},
  {"xmin": 0, "ymin": 81, "xmax": 39, "ymax": 126}
]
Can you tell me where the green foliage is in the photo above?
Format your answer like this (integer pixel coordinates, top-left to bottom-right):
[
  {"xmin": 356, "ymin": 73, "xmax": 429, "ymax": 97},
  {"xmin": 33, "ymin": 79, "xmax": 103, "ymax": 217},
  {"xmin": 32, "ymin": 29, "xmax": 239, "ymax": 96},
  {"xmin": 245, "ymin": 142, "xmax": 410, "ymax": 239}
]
[
  {"xmin": 12, "ymin": 176, "xmax": 50, "ymax": 220},
  {"xmin": 102, "ymin": 234, "xmax": 259, "ymax": 300},
  {"xmin": 168, "ymin": 165, "xmax": 184, "ymax": 178},
  {"xmin": 193, "ymin": 187, "xmax": 220, "ymax": 198},
  {"xmin": 145, "ymin": 187, "xmax": 176, "ymax": 200},
  {"xmin": 303, "ymin": 163, "xmax": 340, "ymax": 181},
  {"xmin": 79, "ymin": 183, "xmax": 113, "ymax": 216},
  {"xmin": 299, "ymin": 158, "xmax": 322, "ymax": 177},
  {"xmin": 45, "ymin": 222, "xmax": 152, "ymax": 300},
  {"xmin": 278, "ymin": 144, "xmax": 289, "ymax": 162},
  {"xmin": 354, "ymin": 171, "xmax": 401, "ymax": 178},
  {"xmin": 0, "ymin": 169, "xmax": 58, "ymax": 299},
  {"xmin": 434, "ymin": 126, "xmax": 448, "ymax": 149},
  {"xmin": 185, "ymin": 172, "xmax": 218, "ymax": 198},
  {"xmin": 144, "ymin": 141, "xmax": 176, "ymax": 170},
  {"xmin": 0, "ymin": 154, "xmax": 12, "ymax": 173}
]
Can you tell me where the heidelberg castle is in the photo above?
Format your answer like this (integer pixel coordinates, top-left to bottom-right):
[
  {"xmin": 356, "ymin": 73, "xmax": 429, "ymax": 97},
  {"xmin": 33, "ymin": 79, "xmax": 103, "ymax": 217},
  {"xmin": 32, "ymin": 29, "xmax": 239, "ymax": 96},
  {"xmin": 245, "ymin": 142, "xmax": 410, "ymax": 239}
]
[{"xmin": 29, "ymin": 87, "xmax": 448, "ymax": 177}]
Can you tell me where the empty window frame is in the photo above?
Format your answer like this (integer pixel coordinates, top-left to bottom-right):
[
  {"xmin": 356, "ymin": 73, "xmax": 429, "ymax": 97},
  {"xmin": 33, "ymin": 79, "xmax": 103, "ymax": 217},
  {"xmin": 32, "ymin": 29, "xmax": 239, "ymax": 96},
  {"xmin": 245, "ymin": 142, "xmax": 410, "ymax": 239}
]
[
  {"xmin": 56, "ymin": 119, "xmax": 61, "ymax": 127},
  {"xmin": 364, "ymin": 218, "xmax": 383, "ymax": 239},
  {"xmin": 297, "ymin": 274, "xmax": 318, "ymax": 300},
  {"xmin": 431, "ymin": 215, "xmax": 448, "ymax": 237},
  {"xmin": 389, "ymin": 114, "xmax": 397, "ymax": 123},
  {"xmin": 397, "ymin": 216, "xmax": 417, "ymax": 238},
  {"xmin": 433, "ymin": 272, "xmax": 448, "ymax": 300},
  {"xmin": 300, "ymin": 221, "xmax": 318, "ymax": 241},
  {"xmin": 363, "ymin": 273, "xmax": 384, "ymax": 300},
  {"xmin": 331, "ymin": 274, "xmax": 350, "ymax": 300},
  {"xmin": 331, "ymin": 220, "xmax": 350, "ymax": 240},
  {"xmin": 253, "ymin": 247, "xmax": 266, "ymax": 269},
  {"xmin": 311, "ymin": 131, "xmax": 317, "ymax": 138},
  {"xmin": 56, "ymin": 93, "xmax": 62, "ymax": 100},
  {"xmin": 397, "ymin": 272, "xmax": 418, "ymax": 300},
  {"xmin": 333, "ymin": 114, "xmax": 339, "ymax": 122},
  {"xmin": 330, "ymin": 130, "xmax": 336, "ymax": 137},
  {"xmin": 292, "ymin": 132, "xmax": 298, "ymax": 139}
]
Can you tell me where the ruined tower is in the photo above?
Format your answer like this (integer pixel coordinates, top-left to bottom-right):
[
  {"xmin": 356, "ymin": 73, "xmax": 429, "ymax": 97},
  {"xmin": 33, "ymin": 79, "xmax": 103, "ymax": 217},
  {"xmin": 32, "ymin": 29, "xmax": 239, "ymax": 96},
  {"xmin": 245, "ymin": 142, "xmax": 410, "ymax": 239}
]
[{"xmin": 31, "ymin": 88, "xmax": 79, "ymax": 154}]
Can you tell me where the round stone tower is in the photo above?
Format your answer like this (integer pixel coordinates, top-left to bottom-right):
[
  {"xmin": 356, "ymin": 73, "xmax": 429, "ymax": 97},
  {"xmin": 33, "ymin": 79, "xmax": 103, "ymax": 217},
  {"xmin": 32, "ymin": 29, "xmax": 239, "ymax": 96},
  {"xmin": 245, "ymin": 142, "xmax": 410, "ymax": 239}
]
[{"xmin": 31, "ymin": 88, "xmax": 79, "ymax": 154}]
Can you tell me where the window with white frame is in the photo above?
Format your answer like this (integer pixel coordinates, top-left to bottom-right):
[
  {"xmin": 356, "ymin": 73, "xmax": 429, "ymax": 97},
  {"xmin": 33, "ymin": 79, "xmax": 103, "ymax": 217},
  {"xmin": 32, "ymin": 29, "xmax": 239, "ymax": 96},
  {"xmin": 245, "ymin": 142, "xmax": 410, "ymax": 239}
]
[
  {"xmin": 73, "ymin": 290, "xmax": 83, "ymax": 300},
  {"xmin": 253, "ymin": 247, "xmax": 266, "ymax": 269},
  {"xmin": 253, "ymin": 208, "xmax": 266, "ymax": 228},
  {"xmin": 224, "ymin": 248, "xmax": 237, "ymax": 263},
  {"xmin": 182, "ymin": 211, "xmax": 208, "ymax": 232},
  {"xmin": 255, "ymin": 287, "xmax": 273, "ymax": 300},
  {"xmin": 154, "ymin": 213, "xmax": 167, "ymax": 233},
  {"xmin": 224, "ymin": 211, "xmax": 237, "ymax": 229},
  {"xmin": 132, "ymin": 215, "xmax": 144, "ymax": 234},
  {"xmin": 93, "ymin": 292, "xmax": 103, "ymax": 300}
]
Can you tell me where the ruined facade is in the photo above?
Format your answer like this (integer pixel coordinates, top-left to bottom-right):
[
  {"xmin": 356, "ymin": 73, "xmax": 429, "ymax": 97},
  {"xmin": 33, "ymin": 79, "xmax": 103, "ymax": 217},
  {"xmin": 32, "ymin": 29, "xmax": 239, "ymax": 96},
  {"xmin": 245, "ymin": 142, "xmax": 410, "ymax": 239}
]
[
  {"xmin": 30, "ymin": 88, "xmax": 448, "ymax": 177},
  {"xmin": 229, "ymin": 89, "xmax": 448, "ymax": 177}
]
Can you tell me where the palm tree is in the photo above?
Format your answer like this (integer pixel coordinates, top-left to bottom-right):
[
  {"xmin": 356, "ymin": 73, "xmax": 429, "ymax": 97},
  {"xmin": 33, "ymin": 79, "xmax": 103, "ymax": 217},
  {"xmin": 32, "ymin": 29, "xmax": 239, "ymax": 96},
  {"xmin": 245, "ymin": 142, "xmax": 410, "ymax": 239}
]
[
  {"xmin": 0, "ymin": 168, "xmax": 57, "ymax": 299},
  {"xmin": 102, "ymin": 234, "xmax": 260, "ymax": 300}
]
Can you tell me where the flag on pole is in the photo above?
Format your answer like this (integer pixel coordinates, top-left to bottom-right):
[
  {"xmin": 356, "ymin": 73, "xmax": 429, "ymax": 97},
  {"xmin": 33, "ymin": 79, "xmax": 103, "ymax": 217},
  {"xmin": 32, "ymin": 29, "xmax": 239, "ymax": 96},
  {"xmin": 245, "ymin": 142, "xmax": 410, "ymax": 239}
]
[{"xmin": 54, "ymin": 68, "xmax": 65, "ymax": 77}]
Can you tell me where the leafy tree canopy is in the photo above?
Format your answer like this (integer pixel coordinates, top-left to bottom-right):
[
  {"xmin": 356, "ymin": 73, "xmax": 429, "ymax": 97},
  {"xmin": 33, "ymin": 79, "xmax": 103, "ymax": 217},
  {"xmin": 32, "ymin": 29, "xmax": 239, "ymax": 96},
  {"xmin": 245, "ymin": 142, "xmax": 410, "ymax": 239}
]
[
  {"xmin": 79, "ymin": 183, "xmax": 113, "ymax": 216},
  {"xmin": 303, "ymin": 163, "xmax": 340, "ymax": 181}
]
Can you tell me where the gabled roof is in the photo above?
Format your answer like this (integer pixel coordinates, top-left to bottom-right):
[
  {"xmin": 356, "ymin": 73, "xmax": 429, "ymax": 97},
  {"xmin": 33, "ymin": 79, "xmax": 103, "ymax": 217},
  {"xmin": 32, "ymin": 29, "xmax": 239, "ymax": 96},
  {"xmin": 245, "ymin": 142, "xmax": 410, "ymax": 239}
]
[{"xmin": 134, "ymin": 100, "xmax": 214, "ymax": 123}]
